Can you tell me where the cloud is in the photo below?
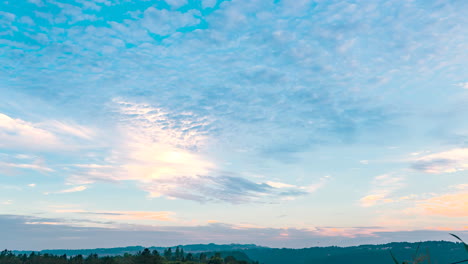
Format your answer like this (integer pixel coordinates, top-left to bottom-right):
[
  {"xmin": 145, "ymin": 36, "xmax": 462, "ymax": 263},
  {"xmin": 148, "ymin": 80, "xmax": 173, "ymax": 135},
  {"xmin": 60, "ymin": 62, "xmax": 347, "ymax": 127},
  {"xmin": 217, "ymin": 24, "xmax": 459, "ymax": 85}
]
[
  {"xmin": 0, "ymin": 11, "xmax": 15, "ymax": 21},
  {"xmin": 457, "ymin": 82, "xmax": 468, "ymax": 89},
  {"xmin": 1, "ymin": 214, "xmax": 467, "ymax": 250},
  {"xmin": 0, "ymin": 113, "xmax": 60, "ymax": 150},
  {"xmin": 47, "ymin": 186, "xmax": 88, "ymax": 194},
  {"xmin": 72, "ymin": 164, "xmax": 114, "ymax": 169},
  {"xmin": 7, "ymin": 0, "xmax": 449, "ymax": 171},
  {"xmin": 0, "ymin": 113, "xmax": 95, "ymax": 151},
  {"xmin": 359, "ymin": 174, "xmax": 405, "ymax": 207},
  {"xmin": 27, "ymin": 0, "xmax": 43, "ymax": 6},
  {"xmin": 0, "ymin": 162, "xmax": 54, "ymax": 172},
  {"xmin": 202, "ymin": 0, "xmax": 217, "ymax": 9},
  {"xmin": 0, "ymin": 153, "xmax": 54, "ymax": 176},
  {"xmin": 65, "ymin": 100, "xmax": 317, "ymax": 203},
  {"xmin": 96, "ymin": 211, "xmax": 174, "ymax": 222},
  {"xmin": 374, "ymin": 184, "xmax": 468, "ymax": 229},
  {"xmin": 265, "ymin": 181, "xmax": 296, "ymax": 189},
  {"xmin": 141, "ymin": 7, "xmax": 200, "ymax": 35},
  {"xmin": 109, "ymin": 100, "xmax": 216, "ymax": 185},
  {"xmin": 165, "ymin": 0, "xmax": 188, "ymax": 9},
  {"xmin": 399, "ymin": 194, "xmax": 418, "ymax": 200},
  {"xmin": 278, "ymin": 0, "xmax": 316, "ymax": 16},
  {"xmin": 411, "ymin": 148, "xmax": 468, "ymax": 173},
  {"xmin": 452, "ymin": 184, "xmax": 468, "ymax": 190},
  {"xmin": 1, "ymin": 0, "xmax": 467, "ymax": 239},
  {"xmin": 49, "ymin": 1, "xmax": 98, "ymax": 24},
  {"xmin": 44, "ymin": 121, "xmax": 95, "ymax": 140},
  {"xmin": 312, "ymin": 226, "xmax": 383, "ymax": 238},
  {"xmin": 360, "ymin": 194, "xmax": 393, "ymax": 207},
  {"xmin": 56, "ymin": 210, "xmax": 175, "ymax": 222},
  {"xmin": 141, "ymin": 175, "xmax": 314, "ymax": 203},
  {"xmin": 406, "ymin": 192, "xmax": 468, "ymax": 217}
]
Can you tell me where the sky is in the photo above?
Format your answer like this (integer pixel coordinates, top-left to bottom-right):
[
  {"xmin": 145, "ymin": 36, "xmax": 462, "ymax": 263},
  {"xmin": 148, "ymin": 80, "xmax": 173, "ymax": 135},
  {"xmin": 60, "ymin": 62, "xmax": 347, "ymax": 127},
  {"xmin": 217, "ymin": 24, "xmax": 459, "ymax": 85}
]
[{"xmin": 0, "ymin": 0, "xmax": 467, "ymax": 250}]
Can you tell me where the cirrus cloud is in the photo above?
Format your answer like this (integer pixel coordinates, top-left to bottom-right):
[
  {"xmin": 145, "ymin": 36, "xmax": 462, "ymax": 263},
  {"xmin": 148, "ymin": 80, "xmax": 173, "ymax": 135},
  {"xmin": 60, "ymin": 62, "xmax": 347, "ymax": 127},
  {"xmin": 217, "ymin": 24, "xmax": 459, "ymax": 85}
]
[
  {"xmin": 0, "ymin": 113, "xmax": 60, "ymax": 150},
  {"xmin": 0, "ymin": 113, "xmax": 95, "ymax": 150}
]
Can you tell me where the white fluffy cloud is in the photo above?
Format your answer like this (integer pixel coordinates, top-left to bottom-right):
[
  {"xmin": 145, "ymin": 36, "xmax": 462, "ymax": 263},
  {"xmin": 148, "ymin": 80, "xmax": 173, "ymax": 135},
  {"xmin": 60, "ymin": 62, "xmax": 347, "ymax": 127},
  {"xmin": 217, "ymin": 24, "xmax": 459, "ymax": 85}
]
[
  {"xmin": 202, "ymin": 0, "xmax": 217, "ymax": 9},
  {"xmin": 165, "ymin": 0, "xmax": 188, "ymax": 9},
  {"xmin": 141, "ymin": 7, "xmax": 199, "ymax": 35}
]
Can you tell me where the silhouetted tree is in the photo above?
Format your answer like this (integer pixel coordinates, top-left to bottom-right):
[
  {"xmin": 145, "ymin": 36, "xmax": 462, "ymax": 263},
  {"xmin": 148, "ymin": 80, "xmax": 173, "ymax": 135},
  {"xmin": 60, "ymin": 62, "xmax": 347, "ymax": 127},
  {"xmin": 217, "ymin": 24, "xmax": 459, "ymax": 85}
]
[
  {"xmin": 163, "ymin": 248, "xmax": 172, "ymax": 261},
  {"xmin": 0, "ymin": 249, "xmax": 258, "ymax": 264}
]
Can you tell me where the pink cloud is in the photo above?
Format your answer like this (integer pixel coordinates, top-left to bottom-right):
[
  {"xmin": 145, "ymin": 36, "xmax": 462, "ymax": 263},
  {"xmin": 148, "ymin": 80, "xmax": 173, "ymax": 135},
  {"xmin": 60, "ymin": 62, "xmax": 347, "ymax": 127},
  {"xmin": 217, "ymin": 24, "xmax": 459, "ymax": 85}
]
[
  {"xmin": 0, "ymin": 113, "xmax": 60, "ymax": 149},
  {"xmin": 0, "ymin": 113, "xmax": 95, "ymax": 151}
]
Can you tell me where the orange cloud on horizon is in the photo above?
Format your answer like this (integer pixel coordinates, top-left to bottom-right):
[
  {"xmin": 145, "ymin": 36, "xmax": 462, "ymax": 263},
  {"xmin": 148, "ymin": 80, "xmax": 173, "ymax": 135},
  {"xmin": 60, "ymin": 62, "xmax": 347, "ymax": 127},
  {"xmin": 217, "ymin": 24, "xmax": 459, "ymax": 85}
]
[{"xmin": 407, "ymin": 192, "xmax": 468, "ymax": 217}]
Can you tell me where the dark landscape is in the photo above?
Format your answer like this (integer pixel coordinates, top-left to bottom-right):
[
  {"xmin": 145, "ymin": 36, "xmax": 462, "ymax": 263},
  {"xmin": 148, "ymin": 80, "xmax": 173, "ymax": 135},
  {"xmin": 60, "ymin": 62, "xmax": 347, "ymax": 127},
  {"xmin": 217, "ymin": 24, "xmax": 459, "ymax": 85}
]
[{"xmin": 4, "ymin": 240, "xmax": 467, "ymax": 264}]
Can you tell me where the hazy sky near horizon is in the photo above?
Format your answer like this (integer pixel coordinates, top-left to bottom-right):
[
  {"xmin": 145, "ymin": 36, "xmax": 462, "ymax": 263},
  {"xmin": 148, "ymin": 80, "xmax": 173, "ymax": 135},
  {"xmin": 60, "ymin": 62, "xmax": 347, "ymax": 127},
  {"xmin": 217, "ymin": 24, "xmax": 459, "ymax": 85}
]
[{"xmin": 0, "ymin": 0, "xmax": 467, "ymax": 249}]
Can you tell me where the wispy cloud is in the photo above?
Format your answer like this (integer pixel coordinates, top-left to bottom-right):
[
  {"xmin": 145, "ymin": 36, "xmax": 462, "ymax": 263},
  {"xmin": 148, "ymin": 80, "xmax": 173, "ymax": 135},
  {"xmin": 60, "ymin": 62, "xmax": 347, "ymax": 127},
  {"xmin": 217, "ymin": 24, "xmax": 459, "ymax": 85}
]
[
  {"xmin": 0, "ymin": 113, "xmax": 60, "ymax": 149},
  {"xmin": 46, "ymin": 186, "xmax": 88, "ymax": 194},
  {"xmin": 55, "ymin": 210, "xmax": 176, "ymax": 222},
  {"xmin": 0, "ymin": 113, "xmax": 95, "ymax": 150},
  {"xmin": 312, "ymin": 226, "xmax": 384, "ymax": 238},
  {"xmin": 141, "ymin": 175, "xmax": 318, "ymax": 203},
  {"xmin": 411, "ymin": 148, "xmax": 468, "ymax": 174},
  {"xmin": 457, "ymin": 82, "xmax": 468, "ymax": 89},
  {"xmin": 0, "ymin": 162, "xmax": 53, "ymax": 172},
  {"xmin": 202, "ymin": 0, "xmax": 217, "ymax": 9},
  {"xmin": 72, "ymin": 164, "xmax": 113, "ymax": 169},
  {"xmin": 360, "ymin": 174, "xmax": 405, "ymax": 207},
  {"xmin": 360, "ymin": 194, "xmax": 393, "ymax": 208},
  {"xmin": 44, "ymin": 121, "xmax": 95, "ymax": 140},
  {"xmin": 452, "ymin": 184, "xmax": 468, "ymax": 190}
]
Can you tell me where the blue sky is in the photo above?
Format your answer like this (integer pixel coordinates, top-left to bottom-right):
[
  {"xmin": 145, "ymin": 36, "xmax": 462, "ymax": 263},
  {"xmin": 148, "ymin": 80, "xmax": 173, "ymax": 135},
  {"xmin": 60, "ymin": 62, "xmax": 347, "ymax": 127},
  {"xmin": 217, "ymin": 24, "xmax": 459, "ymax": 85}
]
[{"xmin": 0, "ymin": 0, "xmax": 467, "ymax": 250}]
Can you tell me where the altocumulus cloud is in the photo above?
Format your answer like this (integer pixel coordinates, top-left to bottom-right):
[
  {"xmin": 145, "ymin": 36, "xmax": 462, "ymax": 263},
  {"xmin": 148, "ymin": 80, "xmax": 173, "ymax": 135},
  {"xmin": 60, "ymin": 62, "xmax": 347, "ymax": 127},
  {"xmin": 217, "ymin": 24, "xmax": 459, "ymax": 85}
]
[
  {"xmin": 1, "ymin": 0, "xmax": 467, "ymax": 241},
  {"xmin": 66, "ymin": 100, "xmax": 322, "ymax": 203}
]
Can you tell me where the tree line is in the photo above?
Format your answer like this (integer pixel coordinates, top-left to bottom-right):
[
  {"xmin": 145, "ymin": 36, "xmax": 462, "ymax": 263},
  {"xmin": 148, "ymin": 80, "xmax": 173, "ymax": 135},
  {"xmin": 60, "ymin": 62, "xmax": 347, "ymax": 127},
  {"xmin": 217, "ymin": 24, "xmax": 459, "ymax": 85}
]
[{"xmin": 0, "ymin": 248, "xmax": 260, "ymax": 264}]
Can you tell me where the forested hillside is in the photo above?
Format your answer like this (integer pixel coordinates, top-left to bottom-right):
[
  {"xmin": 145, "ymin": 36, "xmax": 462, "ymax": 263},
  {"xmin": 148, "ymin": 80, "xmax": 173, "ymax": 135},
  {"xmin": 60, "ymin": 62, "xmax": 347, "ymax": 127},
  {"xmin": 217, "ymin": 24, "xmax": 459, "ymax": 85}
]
[
  {"xmin": 244, "ymin": 241, "xmax": 467, "ymax": 264},
  {"xmin": 1, "ymin": 248, "xmax": 257, "ymax": 264},
  {"xmin": 7, "ymin": 241, "xmax": 468, "ymax": 264}
]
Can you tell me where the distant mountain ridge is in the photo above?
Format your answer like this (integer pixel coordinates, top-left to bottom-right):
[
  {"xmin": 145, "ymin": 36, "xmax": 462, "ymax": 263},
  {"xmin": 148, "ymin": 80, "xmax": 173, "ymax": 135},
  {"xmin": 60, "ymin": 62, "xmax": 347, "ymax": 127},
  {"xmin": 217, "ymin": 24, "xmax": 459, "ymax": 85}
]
[{"xmin": 12, "ymin": 241, "xmax": 468, "ymax": 264}]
